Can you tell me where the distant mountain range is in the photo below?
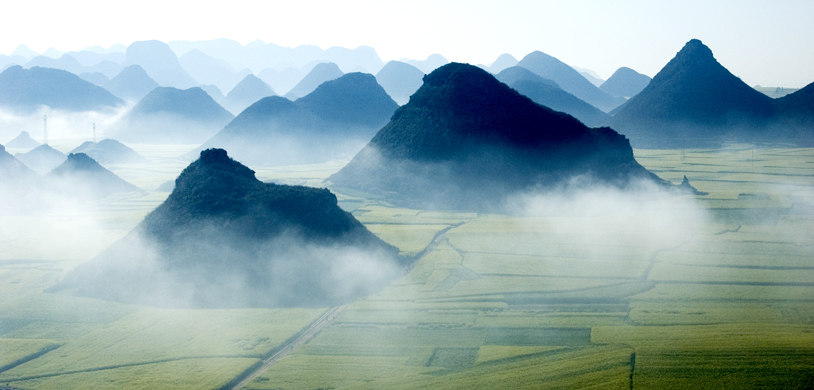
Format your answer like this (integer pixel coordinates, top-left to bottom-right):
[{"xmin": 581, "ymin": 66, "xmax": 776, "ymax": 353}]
[
  {"xmin": 328, "ymin": 63, "xmax": 665, "ymax": 212},
  {"xmin": 194, "ymin": 72, "xmax": 397, "ymax": 165},
  {"xmin": 497, "ymin": 66, "xmax": 610, "ymax": 128},
  {"xmin": 517, "ymin": 52, "xmax": 626, "ymax": 112},
  {"xmin": 284, "ymin": 62, "xmax": 343, "ymax": 100},
  {"xmin": 485, "ymin": 53, "xmax": 518, "ymax": 74},
  {"xmin": 222, "ymin": 74, "xmax": 276, "ymax": 115},
  {"xmin": 0, "ymin": 66, "xmax": 124, "ymax": 112},
  {"xmin": 69, "ymin": 139, "xmax": 149, "ymax": 165},
  {"xmin": 104, "ymin": 64, "xmax": 159, "ymax": 102},
  {"xmin": 15, "ymin": 144, "xmax": 66, "ymax": 175},
  {"xmin": 169, "ymin": 39, "xmax": 386, "ymax": 75},
  {"xmin": 5, "ymin": 131, "xmax": 40, "ymax": 148},
  {"xmin": 178, "ymin": 48, "xmax": 249, "ymax": 93},
  {"xmin": 375, "ymin": 61, "xmax": 424, "ymax": 105},
  {"xmin": 121, "ymin": 40, "xmax": 199, "ymax": 89},
  {"xmin": 44, "ymin": 152, "xmax": 141, "ymax": 198},
  {"xmin": 0, "ymin": 143, "xmax": 39, "ymax": 213},
  {"xmin": 111, "ymin": 87, "xmax": 234, "ymax": 144},
  {"xmin": 600, "ymin": 67, "xmax": 651, "ymax": 98},
  {"xmin": 404, "ymin": 54, "xmax": 449, "ymax": 74}
]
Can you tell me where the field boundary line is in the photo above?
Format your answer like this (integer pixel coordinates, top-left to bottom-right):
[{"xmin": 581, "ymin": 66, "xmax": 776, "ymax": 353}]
[
  {"xmin": 0, "ymin": 355, "xmax": 252, "ymax": 383},
  {"xmin": 226, "ymin": 305, "xmax": 348, "ymax": 390}
]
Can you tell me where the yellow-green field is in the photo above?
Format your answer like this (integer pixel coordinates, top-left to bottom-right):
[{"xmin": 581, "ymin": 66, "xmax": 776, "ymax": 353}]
[{"xmin": 1, "ymin": 144, "xmax": 813, "ymax": 389}]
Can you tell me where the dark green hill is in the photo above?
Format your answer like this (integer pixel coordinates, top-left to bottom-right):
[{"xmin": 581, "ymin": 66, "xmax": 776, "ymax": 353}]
[
  {"xmin": 609, "ymin": 39, "xmax": 781, "ymax": 147},
  {"xmin": 112, "ymin": 87, "xmax": 234, "ymax": 144},
  {"xmin": 497, "ymin": 67, "xmax": 610, "ymax": 127},
  {"xmin": 375, "ymin": 61, "xmax": 425, "ymax": 105},
  {"xmin": 223, "ymin": 74, "xmax": 276, "ymax": 115},
  {"xmin": 0, "ymin": 66, "xmax": 124, "ymax": 112},
  {"xmin": 599, "ymin": 67, "xmax": 651, "ymax": 98},
  {"xmin": 194, "ymin": 72, "xmax": 397, "ymax": 165},
  {"xmin": 52, "ymin": 149, "xmax": 400, "ymax": 308},
  {"xmin": 328, "ymin": 63, "xmax": 664, "ymax": 212},
  {"xmin": 15, "ymin": 144, "xmax": 66, "ymax": 175},
  {"xmin": 69, "ymin": 139, "xmax": 149, "ymax": 165},
  {"xmin": 44, "ymin": 152, "xmax": 141, "ymax": 198},
  {"xmin": 105, "ymin": 65, "xmax": 159, "ymax": 102},
  {"xmin": 517, "ymin": 52, "xmax": 626, "ymax": 112},
  {"xmin": 5, "ymin": 131, "xmax": 40, "ymax": 148},
  {"xmin": 776, "ymin": 81, "xmax": 814, "ymax": 145},
  {"xmin": 284, "ymin": 62, "xmax": 343, "ymax": 100}
]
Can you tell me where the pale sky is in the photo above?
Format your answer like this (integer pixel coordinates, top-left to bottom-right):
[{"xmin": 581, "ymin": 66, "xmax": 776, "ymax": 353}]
[{"xmin": 1, "ymin": 0, "xmax": 812, "ymax": 87}]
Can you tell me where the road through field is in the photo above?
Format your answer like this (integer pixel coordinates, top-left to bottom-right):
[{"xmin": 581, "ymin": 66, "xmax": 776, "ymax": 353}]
[
  {"xmin": 230, "ymin": 304, "xmax": 348, "ymax": 390},
  {"xmin": 229, "ymin": 222, "xmax": 465, "ymax": 389}
]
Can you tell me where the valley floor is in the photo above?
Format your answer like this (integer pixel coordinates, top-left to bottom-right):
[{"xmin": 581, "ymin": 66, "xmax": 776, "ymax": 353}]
[{"xmin": 1, "ymin": 144, "xmax": 813, "ymax": 389}]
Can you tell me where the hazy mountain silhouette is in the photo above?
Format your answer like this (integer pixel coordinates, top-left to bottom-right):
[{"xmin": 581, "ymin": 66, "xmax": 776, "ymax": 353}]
[
  {"xmin": 609, "ymin": 39, "xmax": 780, "ymax": 147},
  {"xmin": 0, "ymin": 144, "xmax": 40, "ymax": 213},
  {"xmin": 258, "ymin": 67, "xmax": 303, "ymax": 96},
  {"xmin": 67, "ymin": 50, "xmax": 126, "ymax": 68},
  {"xmin": 405, "ymin": 54, "xmax": 448, "ymax": 74},
  {"xmin": 169, "ymin": 39, "xmax": 385, "ymax": 80},
  {"xmin": 79, "ymin": 72, "xmax": 109, "ymax": 86},
  {"xmin": 496, "ymin": 67, "xmax": 609, "ymax": 127},
  {"xmin": 11, "ymin": 45, "xmax": 38, "ymax": 60},
  {"xmin": 70, "ymin": 139, "xmax": 149, "ymax": 165},
  {"xmin": 487, "ymin": 53, "xmax": 518, "ymax": 74},
  {"xmin": 43, "ymin": 48, "xmax": 63, "ymax": 59},
  {"xmin": 600, "ymin": 67, "xmax": 651, "ymax": 98},
  {"xmin": 518, "ymin": 51, "xmax": 625, "ymax": 112},
  {"xmin": 324, "ymin": 46, "xmax": 385, "ymax": 73},
  {"xmin": 5, "ymin": 131, "xmax": 40, "ymax": 148},
  {"xmin": 53, "ymin": 148, "xmax": 400, "ymax": 308},
  {"xmin": 375, "ymin": 61, "xmax": 424, "ymax": 105},
  {"xmin": 328, "ymin": 63, "xmax": 663, "ymax": 212},
  {"xmin": 15, "ymin": 144, "xmax": 66, "ymax": 174},
  {"xmin": 0, "ymin": 66, "xmax": 124, "ymax": 112},
  {"xmin": 579, "ymin": 71, "xmax": 604, "ymax": 87},
  {"xmin": 0, "ymin": 54, "xmax": 26, "ymax": 70},
  {"xmin": 195, "ymin": 73, "xmax": 397, "ymax": 165},
  {"xmin": 112, "ymin": 87, "xmax": 234, "ymax": 144},
  {"xmin": 178, "ymin": 49, "xmax": 247, "ymax": 93},
  {"xmin": 284, "ymin": 62, "xmax": 343, "ymax": 100},
  {"xmin": 223, "ymin": 74, "xmax": 276, "ymax": 115},
  {"xmin": 24, "ymin": 54, "xmax": 85, "ymax": 74},
  {"xmin": 199, "ymin": 84, "xmax": 226, "ymax": 104},
  {"xmin": 44, "ymin": 153, "xmax": 141, "ymax": 198},
  {"xmin": 122, "ymin": 40, "xmax": 198, "ymax": 89},
  {"xmin": 104, "ymin": 65, "xmax": 160, "ymax": 102},
  {"xmin": 495, "ymin": 66, "xmax": 559, "ymax": 88},
  {"xmin": 0, "ymin": 144, "xmax": 38, "ymax": 181}
]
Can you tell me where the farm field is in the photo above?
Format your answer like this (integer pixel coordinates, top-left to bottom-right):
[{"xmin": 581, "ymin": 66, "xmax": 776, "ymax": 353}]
[{"xmin": 1, "ymin": 144, "xmax": 813, "ymax": 389}]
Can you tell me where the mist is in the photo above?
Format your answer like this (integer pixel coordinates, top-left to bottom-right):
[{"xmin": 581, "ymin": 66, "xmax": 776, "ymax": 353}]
[
  {"xmin": 0, "ymin": 105, "xmax": 130, "ymax": 143},
  {"xmin": 52, "ymin": 226, "xmax": 402, "ymax": 309},
  {"xmin": 504, "ymin": 177, "xmax": 710, "ymax": 263}
]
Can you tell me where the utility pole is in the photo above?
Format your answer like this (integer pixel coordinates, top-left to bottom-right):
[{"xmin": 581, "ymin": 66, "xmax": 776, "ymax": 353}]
[{"xmin": 43, "ymin": 115, "xmax": 48, "ymax": 145}]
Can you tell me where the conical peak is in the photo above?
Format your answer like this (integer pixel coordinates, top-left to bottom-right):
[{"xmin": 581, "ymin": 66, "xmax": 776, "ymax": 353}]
[{"xmin": 674, "ymin": 39, "xmax": 716, "ymax": 64}]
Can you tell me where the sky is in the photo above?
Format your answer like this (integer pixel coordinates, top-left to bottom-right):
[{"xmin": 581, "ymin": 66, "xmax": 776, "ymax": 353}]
[{"xmin": 1, "ymin": 0, "xmax": 812, "ymax": 87}]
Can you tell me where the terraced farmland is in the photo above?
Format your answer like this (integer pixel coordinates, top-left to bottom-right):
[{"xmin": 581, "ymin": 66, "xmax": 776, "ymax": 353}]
[{"xmin": 2, "ymin": 145, "xmax": 813, "ymax": 389}]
